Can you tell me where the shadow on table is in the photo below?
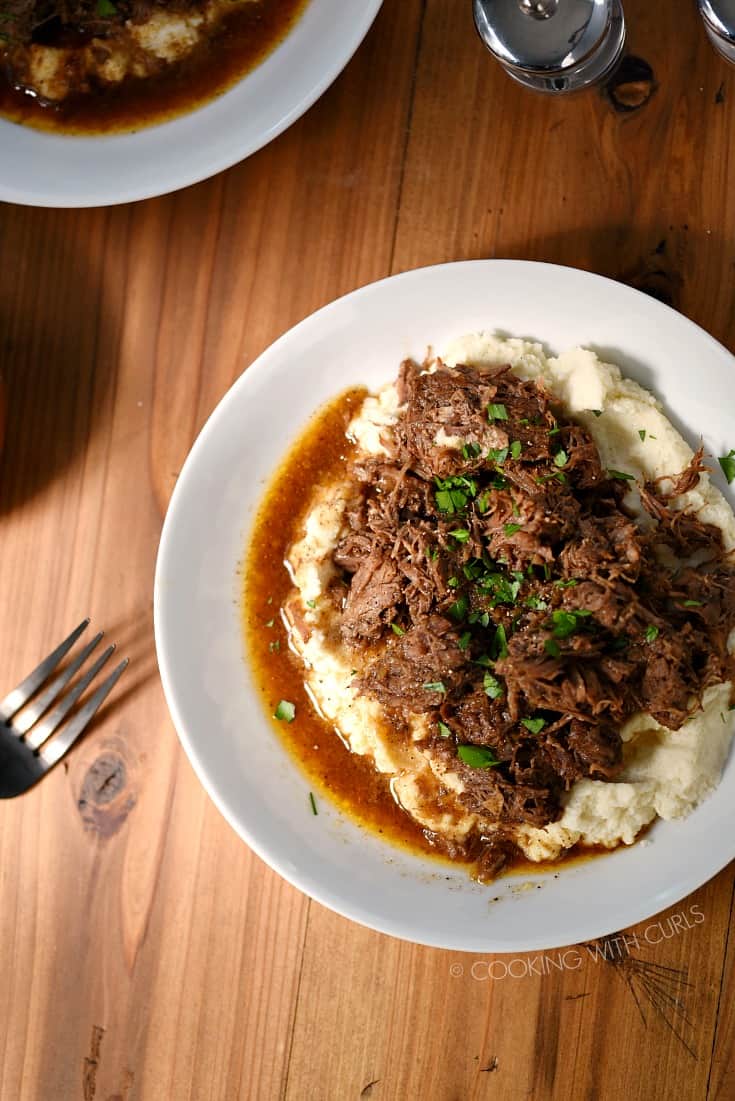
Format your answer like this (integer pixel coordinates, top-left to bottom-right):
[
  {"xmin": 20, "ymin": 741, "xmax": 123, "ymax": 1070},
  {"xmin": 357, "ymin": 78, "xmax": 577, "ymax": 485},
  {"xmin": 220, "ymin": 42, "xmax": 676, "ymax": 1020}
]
[{"xmin": 0, "ymin": 206, "xmax": 116, "ymax": 516}]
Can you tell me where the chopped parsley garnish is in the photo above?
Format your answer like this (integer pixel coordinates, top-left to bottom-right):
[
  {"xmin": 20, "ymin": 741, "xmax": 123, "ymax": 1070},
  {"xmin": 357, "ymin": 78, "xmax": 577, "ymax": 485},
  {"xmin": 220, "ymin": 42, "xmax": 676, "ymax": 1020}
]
[
  {"xmin": 591, "ymin": 409, "xmax": 603, "ymax": 418},
  {"xmin": 487, "ymin": 403, "xmax": 508, "ymax": 422},
  {"xmin": 553, "ymin": 578, "xmax": 578, "ymax": 588},
  {"xmin": 274, "ymin": 700, "xmax": 296, "ymax": 723},
  {"xmin": 551, "ymin": 608, "xmax": 592, "ymax": 638},
  {"xmin": 683, "ymin": 599, "xmax": 703, "ymax": 607},
  {"xmin": 493, "ymin": 623, "xmax": 509, "ymax": 659},
  {"xmin": 461, "ymin": 441, "xmax": 481, "ymax": 460},
  {"xmin": 306, "ymin": 599, "xmax": 317, "ymax": 609},
  {"xmin": 544, "ymin": 639, "xmax": 561, "ymax": 658},
  {"xmin": 448, "ymin": 576, "xmax": 459, "ymax": 589},
  {"xmin": 463, "ymin": 560, "xmax": 484, "ymax": 581},
  {"xmin": 434, "ymin": 474, "xmax": 477, "ymax": 513},
  {"xmin": 525, "ymin": 594, "xmax": 548, "ymax": 611},
  {"xmin": 638, "ymin": 429, "xmax": 647, "ymax": 441},
  {"xmin": 554, "ymin": 449, "xmax": 568, "ymax": 468},
  {"xmin": 458, "ymin": 631, "xmax": 472, "ymax": 651},
  {"xmin": 422, "ymin": 681, "xmax": 446, "ymax": 693},
  {"xmin": 449, "ymin": 529, "xmax": 470, "ymax": 543},
  {"xmin": 548, "ymin": 425, "xmax": 560, "ymax": 437},
  {"xmin": 476, "ymin": 492, "xmax": 491, "ymax": 514},
  {"xmin": 96, "ymin": 0, "xmax": 117, "ymax": 14},
  {"xmin": 504, "ymin": 523, "xmax": 522, "ymax": 536},
  {"xmin": 438, "ymin": 721, "xmax": 452, "ymax": 738},
  {"xmin": 425, "ymin": 545, "xmax": 439, "ymax": 560},
  {"xmin": 457, "ymin": 744, "xmax": 499, "ymax": 768},
  {"xmin": 309, "ymin": 792, "xmax": 318, "ymax": 815},
  {"xmin": 468, "ymin": 610, "xmax": 490, "ymax": 628},
  {"xmin": 645, "ymin": 625, "xmax": 660, "ymax": 643},
  {"xmin": 391, "ymin": 623, "xmax": 405, "ymax": 637},
  {"xmin": 521, "ymin": 716, "xmax": 547, "ymax": 734},
  {"xmin": 607, "ymin": 469, "xmax": 635, "ymax": 481},
  {"xmin": 487, "ymin": 446, "xmax": 509, "ymax": 465},
  {"xmin": 269, "ymin": 640, "xmax": 280, "ymax": 653},
  {"xmin": 483, "ymin": 672, "xmax": 504, "ymax": 699},
  {"xmin": 718, "ymin": 449, "xmax": 735, "ymax": 484},
  {"xmin": 448, "ymin": 594, "xmax": 469, "ymax": 622},
  {"xmin": 265, "ymin": 618, "xmax": 275, "ymax": 627},
  {"xmin": 510, "ymin": 440, "xmax": 523, "ymax": 460}
]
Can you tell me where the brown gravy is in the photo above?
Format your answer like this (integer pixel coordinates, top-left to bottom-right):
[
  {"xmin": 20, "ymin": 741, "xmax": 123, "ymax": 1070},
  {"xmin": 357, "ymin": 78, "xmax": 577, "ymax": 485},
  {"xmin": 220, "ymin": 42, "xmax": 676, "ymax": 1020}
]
[
  {"xmin": 242, "ymin": 389, "xmax": 625, "ymax": 880},
  {"xmin": 0, "ymin": 0, "xmax": 307, "ymax": 134}
]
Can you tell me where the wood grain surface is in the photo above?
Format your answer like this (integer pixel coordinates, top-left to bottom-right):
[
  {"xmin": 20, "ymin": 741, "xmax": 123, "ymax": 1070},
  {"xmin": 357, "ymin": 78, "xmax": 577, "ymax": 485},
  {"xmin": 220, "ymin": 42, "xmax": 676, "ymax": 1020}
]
[{"xmin": 1, "ymin": 1, "xmax": 734, "ymax": 1098}]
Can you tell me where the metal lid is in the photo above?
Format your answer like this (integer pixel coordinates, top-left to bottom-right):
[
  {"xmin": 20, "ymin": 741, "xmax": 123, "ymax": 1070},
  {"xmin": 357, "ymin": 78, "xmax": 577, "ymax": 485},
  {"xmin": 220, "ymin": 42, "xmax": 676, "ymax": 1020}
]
[
  {"xmin": 473, "ymin": 0, "xmax": 615, "ymax": 76},
  {"xmin": 699, "ymin": 0, "xmax": 735, "ymax": 44}
]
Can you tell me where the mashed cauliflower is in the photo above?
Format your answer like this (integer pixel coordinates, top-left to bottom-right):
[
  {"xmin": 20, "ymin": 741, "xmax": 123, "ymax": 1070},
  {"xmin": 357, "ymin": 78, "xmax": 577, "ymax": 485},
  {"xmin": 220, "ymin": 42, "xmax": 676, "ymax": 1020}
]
[{"xmin": 285, "ymin": 334, "xmax": 735, "ymax": 863}]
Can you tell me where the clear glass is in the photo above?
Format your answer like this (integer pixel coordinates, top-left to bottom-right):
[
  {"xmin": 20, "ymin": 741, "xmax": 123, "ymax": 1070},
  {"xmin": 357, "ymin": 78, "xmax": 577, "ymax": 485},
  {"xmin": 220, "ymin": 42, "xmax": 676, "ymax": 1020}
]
[{"xmin": 473, "ymin": 0, "xmax": 626, "ymax": 93}]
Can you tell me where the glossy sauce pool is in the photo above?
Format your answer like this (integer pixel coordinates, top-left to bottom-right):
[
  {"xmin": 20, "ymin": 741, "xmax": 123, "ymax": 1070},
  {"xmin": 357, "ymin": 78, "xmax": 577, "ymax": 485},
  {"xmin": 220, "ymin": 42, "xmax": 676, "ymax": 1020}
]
[
  {"xmin": 0, "ymin": 0, "xmax": 307, "ymax": 134},
  {"xmin": 242, "ymin": 388, "xmax": 622, "ymax": 880}
]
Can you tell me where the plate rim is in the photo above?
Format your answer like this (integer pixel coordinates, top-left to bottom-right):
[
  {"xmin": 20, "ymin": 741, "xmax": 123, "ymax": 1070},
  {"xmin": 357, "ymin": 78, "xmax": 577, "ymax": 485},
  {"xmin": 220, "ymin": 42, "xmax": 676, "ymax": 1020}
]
[
  {"xmin": 154, "ymin": 259, "xmax": 735, "ymax": 952},
  {"xmin": 0, "ymin": 0, "xmax": 384, "ymax": 208}
]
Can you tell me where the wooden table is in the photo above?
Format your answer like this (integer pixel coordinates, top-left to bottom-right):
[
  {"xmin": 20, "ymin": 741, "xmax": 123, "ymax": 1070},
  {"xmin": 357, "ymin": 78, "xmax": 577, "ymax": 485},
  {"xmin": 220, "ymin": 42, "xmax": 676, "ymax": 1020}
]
[{"xmin": 1, "ymin": 2, "xmax": 734, "ymax": 1098}]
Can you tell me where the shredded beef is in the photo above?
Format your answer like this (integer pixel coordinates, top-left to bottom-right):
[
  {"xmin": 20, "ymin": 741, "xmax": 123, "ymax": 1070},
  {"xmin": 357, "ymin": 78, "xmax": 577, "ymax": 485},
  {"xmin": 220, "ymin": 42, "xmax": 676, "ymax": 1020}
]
[{"xmin": 329, "ymin": 357, "xmax": 735, "ymax": 873}]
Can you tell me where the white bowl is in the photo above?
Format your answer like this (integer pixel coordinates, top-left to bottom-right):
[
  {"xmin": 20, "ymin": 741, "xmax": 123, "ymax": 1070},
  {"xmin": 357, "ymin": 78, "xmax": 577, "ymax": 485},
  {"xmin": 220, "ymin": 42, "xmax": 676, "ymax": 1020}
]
[
  {"xmin": 0, "ymin": 0, "xmax": 383, "ymax": 208},
  {"xmin": 154, "ymin": 260, "xmax": 735, "ymax": 953}
]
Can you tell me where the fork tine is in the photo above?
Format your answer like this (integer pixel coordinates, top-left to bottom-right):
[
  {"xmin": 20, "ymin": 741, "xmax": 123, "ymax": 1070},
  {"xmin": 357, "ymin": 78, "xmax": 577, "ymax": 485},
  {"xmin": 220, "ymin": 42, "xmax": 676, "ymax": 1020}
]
[
  {"xmin": 25, "ymin": 645, "xmax": 115, "ymax": 752},
  {"xmin": 0, "ymin": 619, "xmax": 90, "ymax": 724},
  {"xmin": 39, "ymin": 659, "xmax": 129, "ymax": 770},
  {"xmin": 10, "ymin": 633, "xmax": 104, "ymax": 737}
]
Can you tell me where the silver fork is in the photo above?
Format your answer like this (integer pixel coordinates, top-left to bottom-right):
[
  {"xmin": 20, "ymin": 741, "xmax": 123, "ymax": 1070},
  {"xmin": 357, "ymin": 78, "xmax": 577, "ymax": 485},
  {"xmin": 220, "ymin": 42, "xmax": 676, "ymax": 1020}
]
[{"xmin": 0, "ymin": 620, "xmax": 128, "ymax": 798}]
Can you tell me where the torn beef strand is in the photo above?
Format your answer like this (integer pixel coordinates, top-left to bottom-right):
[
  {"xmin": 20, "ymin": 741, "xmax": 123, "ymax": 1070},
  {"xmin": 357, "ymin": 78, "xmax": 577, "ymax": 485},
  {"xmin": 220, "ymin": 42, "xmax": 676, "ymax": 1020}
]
[{"xmin": 333, "ymin": 358, "xmax": 735, "ymax": 857}]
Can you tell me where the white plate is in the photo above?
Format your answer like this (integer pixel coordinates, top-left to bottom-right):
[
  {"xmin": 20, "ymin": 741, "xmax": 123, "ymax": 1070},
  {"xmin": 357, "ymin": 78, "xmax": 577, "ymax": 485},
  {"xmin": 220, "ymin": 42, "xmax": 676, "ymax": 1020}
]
[
  {"xmin": 0, "ymin": 0, "xmax": 382, "ymax": 208},
  {"xmin": 154, "ymin": 260, "xmax": 735, "ymax": 953}
]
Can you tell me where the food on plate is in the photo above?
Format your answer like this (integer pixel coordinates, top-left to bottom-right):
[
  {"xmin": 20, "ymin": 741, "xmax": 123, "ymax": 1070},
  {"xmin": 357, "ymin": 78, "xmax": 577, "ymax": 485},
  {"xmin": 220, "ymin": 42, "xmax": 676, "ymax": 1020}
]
[
  {"xmin": 0, "ymin": 0, "xmax": 305, "ymax": 132},
  {"xmin": 244, "ymin": 334, "xmax": 735, "ymax": 881}
]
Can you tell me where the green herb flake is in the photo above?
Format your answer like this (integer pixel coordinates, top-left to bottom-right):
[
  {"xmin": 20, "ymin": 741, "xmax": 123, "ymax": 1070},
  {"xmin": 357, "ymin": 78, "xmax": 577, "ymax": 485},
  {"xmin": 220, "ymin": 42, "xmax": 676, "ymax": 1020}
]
[
  {"xmin": 95, "ymin": 0, "xmax": 117, "ymax": 15},
  {"xmin": 504, "ymin": 522, "xmax": 522, "ymax": 536},
  {"xmin": 494, "ymin": 623, "xmax": 509, "ymax": 659},
  {"xmin": 553, "ymin": 578, "xmax": 578, "ymax": 589},
  {"xmin": 544, "ymin": 639, "xmax": 561, "ymax": 658},
  {"xmin": 461, "ymin": 441, "xmax": 481, "ymax": 460},
  {"xmin": 607, "ymin": 469, "xmax": 635, "ymax": 482},
  {"xmin": 438, "ymin": 721, "xmax": 452, "ymax": 738},
  {"xmin": 269, "ymin": 640, "xmax": 280, "ymax": 653},
  {"xmin": 638, "ymin": 429, "xmax": 647, "ymax": 442},
  {"xmin": 422, "ymin": 680, "xmax": 446, "ymax": 694},
  {"xmin": 718, "ymin": 450, "xmax": 735, "ymax": 484},
  {"xmin": 457, "ymin": 744, "xmax": 499, "ymax": 769},
  {"xmin": 391, "ymin": 623, "xmax": 405, "ymax": 637},
  {"xmin": 525, "ymin": 594, "xmax": 549, "ymax": 611},
  {"xmin": 510, "ymin": 439, "xmax": 522, "ymax": 460},
  {"xmin": 683, "ymin": 599, "xmax": 703, "ymax": 607},
  {"xmin": 521, "ymin": 716, "xmax": 547, "ymax": 734},
  {"xmin": 551, "ymin": 608, "xmax": 592, "ymax": 639},
  {"xmin": 265, "ymin": 618, "xmax": 275, "ymax": 627},
  {"xmin": 591, "ymin": 409, "xmax": 603, "ymax": 418},
  {"xmin": 448, "ymin": 576, "xmax": 459, "ymax": 589},
  {"xmin": 274, "ymin": 700, "xmax": 296, "ymax": 723},
  {"xmin": 449, "ymin": 529, "xmax": 470, "ymax": 543},
  {"xmin": 458, "ymin": 631, "xmax": 472, "ymax": 651},
  {"xmin": 309, "ymin": 792, "xmax": 318, "ymax": 815},
  {"xmin": 448, "ymin": 594, "xmax": 469, "ymax": 622},
  {"xmin": 483, "ymin": 671, "xmax": 504, "ymax": 699},
  {"xmin": 645, "ymin": 625, "xmax": 660, "ymax": 643},
  {"xmin": 306, "ymin": 599, "xmax": 317, "ymax": 609},
  {"xmin": 487, "ymin": 446, "xmax": 509, "ymax": 466},
  {"xmin": 487, "ymin": 402, "xmax": 508, "ymax": 423},
  {"xmin": 435, "ymin": 489, "xmax": 454, "ymax": 513},
  {"xmin": 476, "ymin": 492, "xmax": 491, "ymax": 514},
  {"xmin": 548, "ymin": 425, "xmax": 560, "ymax": 437},
  {"xmin": 554, "ymin": 449, "xmax": 568, "ymax": 469}
]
